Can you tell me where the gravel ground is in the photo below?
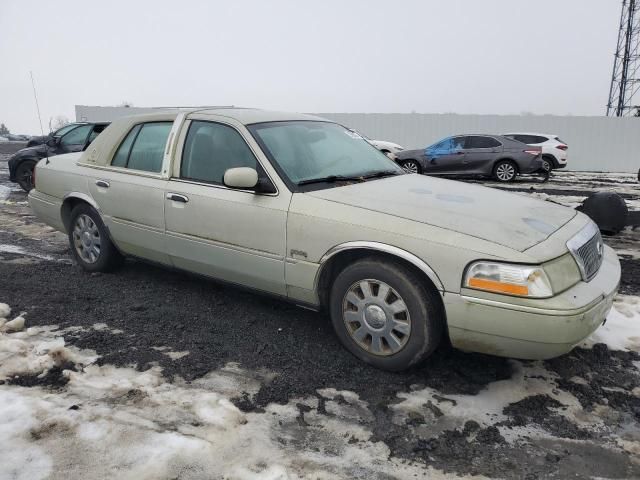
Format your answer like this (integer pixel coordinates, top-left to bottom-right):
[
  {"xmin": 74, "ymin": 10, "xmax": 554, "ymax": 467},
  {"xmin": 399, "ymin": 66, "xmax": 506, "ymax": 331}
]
[{"xmin": 1, "ymin": 143, "xmax": 639, "ymax": 479}]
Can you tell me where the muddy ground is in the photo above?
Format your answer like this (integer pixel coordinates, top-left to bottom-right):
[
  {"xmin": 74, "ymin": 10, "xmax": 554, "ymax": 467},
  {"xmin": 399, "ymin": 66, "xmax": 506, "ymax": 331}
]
[{"xmin": 1, "ymin": 143, "xmax": 640, "ymax": 479}]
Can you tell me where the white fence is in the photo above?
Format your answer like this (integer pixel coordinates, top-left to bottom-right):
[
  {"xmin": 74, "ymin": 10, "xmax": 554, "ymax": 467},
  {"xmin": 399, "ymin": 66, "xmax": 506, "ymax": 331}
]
[{"xmin": 76, "ymin": 106, "xmax": 640, "ymax": 173}]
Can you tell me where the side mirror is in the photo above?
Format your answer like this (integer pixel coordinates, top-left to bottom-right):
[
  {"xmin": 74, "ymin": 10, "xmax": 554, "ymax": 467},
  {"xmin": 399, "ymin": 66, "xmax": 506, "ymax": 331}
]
[
  {"xmin": 46, "ymin": 137, "xmax": 58, "ymax": 147},
  {"xmin": 223, "ymin": 167, "xmax": 258, "ymax": 190}
]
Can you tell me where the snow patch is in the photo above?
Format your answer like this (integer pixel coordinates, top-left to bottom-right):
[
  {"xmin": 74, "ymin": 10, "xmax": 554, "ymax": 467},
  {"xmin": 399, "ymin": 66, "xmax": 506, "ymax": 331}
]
[
  {"xmin": 0, "ymin": 244, "xmax": 55, "ymax": 261},
  {"xmin": 583, "ymin": 297, "xmax": 640, "ymax": 352}
]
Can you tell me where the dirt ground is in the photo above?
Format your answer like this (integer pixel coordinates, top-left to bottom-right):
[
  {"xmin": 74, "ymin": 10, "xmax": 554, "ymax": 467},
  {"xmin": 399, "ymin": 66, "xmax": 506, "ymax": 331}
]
[{"xmin": 1, "ymin": 143, "xmax": 640, "ymax": 479}]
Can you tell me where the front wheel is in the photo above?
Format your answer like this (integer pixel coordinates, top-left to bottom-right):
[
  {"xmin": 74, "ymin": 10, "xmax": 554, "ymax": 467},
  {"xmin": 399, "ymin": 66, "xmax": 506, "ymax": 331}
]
[
  {"xmin": 329, "ymin": 258, "xmax": 443, "ymax": 371},
  {"xmin": 400, "ymin": 159, "xmax": 421, "ymax": 174},
  {"xmin": 15, "ymin": 160, "xmax": 37, "ymax": 192},
  {"xmin": 541, "ymin": 158, "xmax": 552, "ymax": 173},
  {"xmin": 493, "ymin": 160, "xmax": 517, "ymax": 182},
  {"xmin": 68, "ymin": 203, "xmax": 124, "ymax": 272}
]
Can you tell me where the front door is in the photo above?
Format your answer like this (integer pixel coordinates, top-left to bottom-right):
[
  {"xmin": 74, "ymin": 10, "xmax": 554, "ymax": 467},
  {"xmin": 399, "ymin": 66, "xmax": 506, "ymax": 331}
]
[
  {"xmin": 164, "ymin": 119, "xmax": 290, "ymax": 295},
  {"xmin": 423, "ymin": 136, "xmax": 467, "ymax": 174}
]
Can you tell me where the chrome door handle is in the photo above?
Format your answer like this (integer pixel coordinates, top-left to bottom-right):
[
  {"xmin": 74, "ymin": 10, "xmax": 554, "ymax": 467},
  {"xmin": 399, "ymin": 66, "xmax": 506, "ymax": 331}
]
[
  {"xmin": 95, "ymin": 180, "xmax": 110, "ymax": 188},
  {"xmin": 166, "ymin": 193, "xmax": 189, "ymax": 203}
]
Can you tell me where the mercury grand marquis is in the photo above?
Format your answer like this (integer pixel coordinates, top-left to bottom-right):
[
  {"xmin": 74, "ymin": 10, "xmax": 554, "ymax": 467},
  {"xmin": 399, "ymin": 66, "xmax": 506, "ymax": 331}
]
[{"xmin": 28, "ymin": 108, "xmax": 620, "ymax": 370}]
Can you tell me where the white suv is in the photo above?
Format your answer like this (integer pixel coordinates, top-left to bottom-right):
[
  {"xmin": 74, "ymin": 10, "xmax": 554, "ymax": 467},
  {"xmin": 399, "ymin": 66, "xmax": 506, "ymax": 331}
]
[{"xmin": 503, "ymin": 133, "xmax": 568, "ymax": 172}]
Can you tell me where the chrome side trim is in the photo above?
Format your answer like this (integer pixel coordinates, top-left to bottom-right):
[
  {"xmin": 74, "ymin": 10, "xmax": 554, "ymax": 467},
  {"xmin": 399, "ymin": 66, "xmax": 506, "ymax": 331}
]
[
  {"xmin": 316, "ymin": 241, "xmax": 445, "ymax": 292},
  {"xmin": 460, "ymin": 293, "xmax": 607, "ymax": 317},
  {"xmin": 62, "ymin": 192, "xmax": 100, "ymax": 212}
]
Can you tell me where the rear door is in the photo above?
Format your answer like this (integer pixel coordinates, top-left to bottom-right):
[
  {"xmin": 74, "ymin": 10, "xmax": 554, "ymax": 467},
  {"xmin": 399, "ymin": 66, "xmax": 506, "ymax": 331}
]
[
  {"xmin": 423, "ymin": 136, "xmax": 466, "ymax": 174},
  {"xmin": 87, "ymin": 121, "xmax": 173, "ymax": 264},
  {"xmin": 462, "ymin": 135, "xmax": 502, "ymax": 173}
]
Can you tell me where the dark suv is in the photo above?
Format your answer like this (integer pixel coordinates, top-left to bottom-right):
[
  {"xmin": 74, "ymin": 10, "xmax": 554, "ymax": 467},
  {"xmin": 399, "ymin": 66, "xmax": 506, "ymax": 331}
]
[{"xmin": 9, "ymin": 122, "xmax": 109, "ymax": 191}]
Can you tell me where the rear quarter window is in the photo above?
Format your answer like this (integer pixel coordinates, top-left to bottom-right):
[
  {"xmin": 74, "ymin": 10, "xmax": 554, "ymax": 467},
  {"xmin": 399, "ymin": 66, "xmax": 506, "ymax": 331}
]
[{"xmin": 110, "ymin": 122, "xmax": 172, "ymax": 173}]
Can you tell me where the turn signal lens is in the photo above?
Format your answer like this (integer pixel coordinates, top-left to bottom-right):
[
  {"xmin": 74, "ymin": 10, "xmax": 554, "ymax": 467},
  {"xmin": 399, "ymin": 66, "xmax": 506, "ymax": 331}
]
[{"xmin": 464, "ymin": 262, "xmax": 553, "ymax": 298}]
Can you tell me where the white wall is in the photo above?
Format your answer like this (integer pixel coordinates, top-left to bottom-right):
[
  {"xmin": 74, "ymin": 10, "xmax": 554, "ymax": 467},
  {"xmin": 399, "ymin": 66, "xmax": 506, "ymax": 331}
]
[
  {"xmin": 319, "ymin": 113, "xmax": 640, "ymax": 173},
  {"xmin": 76, "ymin": 106, "xmax": 640, "ymax": 173}
]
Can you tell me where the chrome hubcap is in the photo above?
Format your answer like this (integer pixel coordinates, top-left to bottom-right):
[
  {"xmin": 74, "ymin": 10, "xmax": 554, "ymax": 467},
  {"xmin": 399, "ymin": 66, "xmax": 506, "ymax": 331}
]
[
  {"xmin": 342, "ymin": 279, "xmax": 411, "ymax": 356},
  {"xmin": 72, "ymin": 214, "xmax": 101, "ymax": 263},
  {"xmin": 496, "ymin": 163, "xmax": 515, "ymax": 181},
  {"xmin": 402, "ymin": 161, "xmax": 418, "ymax": 174},
  {"xmin": 542, "ymin": 160, "xmax": 551, "ymax": 172}
]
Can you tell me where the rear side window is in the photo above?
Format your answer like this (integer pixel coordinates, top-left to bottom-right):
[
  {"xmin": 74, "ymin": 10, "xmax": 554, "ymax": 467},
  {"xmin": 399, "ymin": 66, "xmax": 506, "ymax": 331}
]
[
  {"xmin": 60, "ymin": 124, "xmax": 93, "ymax": 147},
  {"xmin": 111, "ymin": 122, "xmax": 172, "ymax": 173},
  {"xmin": 531, "ymin": 135, "xmax": 549, "ymax": 144},
  {"xmin": 466, "ymin": 136, "xmax": 501, "ymax": 148},
  {"xmin": 181, "ymin": 121, "xmax": 257, "ymax": 184}
]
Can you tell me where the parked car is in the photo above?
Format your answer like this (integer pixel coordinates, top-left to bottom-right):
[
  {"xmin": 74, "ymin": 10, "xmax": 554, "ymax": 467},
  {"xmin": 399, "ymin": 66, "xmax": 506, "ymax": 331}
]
[
  {"xmin": 9, "ymin": 122, "xmax": 109, "ymax": 191},
  {"xmin": 5, "ymin": 134, "xmax": 30, "ymax": 142},
  {"xmin": 367, "ymin": 138, "xmax": 404, "ymax": 155},
  {"xmin": 28, "ymin": 109, "xmax": 619, "ymax": 371},
  {"xmin": 395, "ymin": 134, "xmax": 543, "ymax": 182},
  {"xmin": 0, "ymin": 136, "xmax": 8, "ymax": 143},
  {"xmin": 503, "ymin": 133, "xmax": 568, "ymax": 171}
]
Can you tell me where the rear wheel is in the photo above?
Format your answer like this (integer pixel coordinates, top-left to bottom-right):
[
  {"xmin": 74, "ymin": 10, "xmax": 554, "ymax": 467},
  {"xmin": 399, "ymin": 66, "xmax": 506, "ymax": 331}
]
[
  {"xmin": 68, "ymin": 203, "xmax": 123, "ymax": 272},
  {"xmin": 15, "ymin": 160, "xmax": 37, "ymax": 192},
  {"xmin": 541, "ymin": 157, "xmax": 552, "ymax": 173},
  {"xmin": 493, "ymin": 160, "xmax": 517, "ymax": 182},
  {"xmin": 401, "ymin": 159, "xmax": 421, "ymax": 174},
  {"xmin": 329, "ymin": 258, "xmax": 443, "ymax": 371}
]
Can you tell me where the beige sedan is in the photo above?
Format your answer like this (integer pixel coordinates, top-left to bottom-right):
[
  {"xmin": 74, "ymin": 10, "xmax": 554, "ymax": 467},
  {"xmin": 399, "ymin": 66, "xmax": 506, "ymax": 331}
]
[{"xmin": 28, "ymin": 108, "xmax": 620, "ymax": 370}]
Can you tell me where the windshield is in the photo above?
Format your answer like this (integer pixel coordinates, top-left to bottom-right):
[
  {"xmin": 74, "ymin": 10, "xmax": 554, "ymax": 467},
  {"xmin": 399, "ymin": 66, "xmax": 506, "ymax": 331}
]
[
  {"xmin": 248, "ymin": 121, "xmax": 403, "ymax": 186},
  {"xmin": 53, "ymin": 123, "xmax": 82, "ymax": 137}
]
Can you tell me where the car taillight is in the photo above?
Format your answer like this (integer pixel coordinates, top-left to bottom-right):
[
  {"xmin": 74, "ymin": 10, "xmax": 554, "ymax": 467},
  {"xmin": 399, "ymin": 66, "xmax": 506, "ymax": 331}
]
[
  {"xmin": 556, "ymin": 145, "xmax": 568, "ymax": 151},
  {"xmin": 523, "ymin": 149, "xmax": 540, "ymax": 156}
]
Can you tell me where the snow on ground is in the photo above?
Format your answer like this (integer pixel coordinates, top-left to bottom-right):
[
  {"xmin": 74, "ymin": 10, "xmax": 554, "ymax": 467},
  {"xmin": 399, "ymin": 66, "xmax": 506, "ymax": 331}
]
[
  {"xmin": 0, "ymin": 303, "xmax": 480, "ymax": 480},
  {"xmin": 584, "ymin": 295, "xmax": 640, "ymax": 352}
]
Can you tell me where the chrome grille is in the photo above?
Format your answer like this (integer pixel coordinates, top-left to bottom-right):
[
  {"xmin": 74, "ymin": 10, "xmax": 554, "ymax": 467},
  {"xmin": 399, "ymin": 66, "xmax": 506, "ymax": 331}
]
[{"xmin": 566, "ymin": 222, "xmax": 604, "ymax": 281}]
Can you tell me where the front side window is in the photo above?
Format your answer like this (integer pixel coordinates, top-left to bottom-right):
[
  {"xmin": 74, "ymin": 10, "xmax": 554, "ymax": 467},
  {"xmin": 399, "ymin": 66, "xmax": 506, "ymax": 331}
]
[
  {"xmin": 60, "ymin": 124, "xmax": 93, "ymax": 147},
  {"xmin": 53, "ymin": 123, "xmax": 81, "ymax": 137},
  {"xmin": 249, "ymin": 121, "xmax": 402, "ymax": 185},
  {"xmin": 181, "ymin": 121, "xmax": 257, "ymax": 184},
  {"xmin": 110, "ymin": 122, "xmax": 172, "ymax": 173}
]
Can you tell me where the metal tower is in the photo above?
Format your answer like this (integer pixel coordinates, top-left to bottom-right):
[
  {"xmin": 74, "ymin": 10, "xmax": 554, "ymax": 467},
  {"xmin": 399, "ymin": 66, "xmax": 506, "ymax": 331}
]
[{"xmin": 607, "ymin": 0, "xmax": 640, "ymax": 116}]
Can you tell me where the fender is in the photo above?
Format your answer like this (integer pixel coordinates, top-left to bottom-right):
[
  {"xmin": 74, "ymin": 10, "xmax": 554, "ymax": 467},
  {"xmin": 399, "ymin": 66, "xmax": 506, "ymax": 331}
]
[
  {"xmin": 62, "ymin": 192, "xmax": 101, "ymax": 212},
  {"xmin": 315, "ymin": 241, "xmax": 445, "ymax": 293}
]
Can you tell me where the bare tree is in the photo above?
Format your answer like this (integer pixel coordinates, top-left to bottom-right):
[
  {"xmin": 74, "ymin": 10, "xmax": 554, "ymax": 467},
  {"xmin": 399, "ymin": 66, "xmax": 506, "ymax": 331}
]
[
  {"xmin": 49, "ymin": 115, "xmax": 70, "ymax": 131},
  {"xmin": 0, "ymin": 123, "xmax": 9, "ymax": 135}
]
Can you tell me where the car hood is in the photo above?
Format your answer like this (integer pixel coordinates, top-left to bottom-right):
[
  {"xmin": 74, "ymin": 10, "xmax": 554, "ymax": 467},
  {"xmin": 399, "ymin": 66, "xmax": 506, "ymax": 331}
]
[
  {"xmin": 12, "ymin": 144, "xmax": 48, "ymax": 158},
  {"xmin": 305, "ymin": 174, "xmax": 577, "ymax": 252}
]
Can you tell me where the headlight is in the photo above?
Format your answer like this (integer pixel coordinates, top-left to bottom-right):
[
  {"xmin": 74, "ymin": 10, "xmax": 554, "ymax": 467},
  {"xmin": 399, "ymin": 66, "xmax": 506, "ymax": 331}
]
[{"xmin": 463, "ymin": 261, "xmax": 553, "ymax": 298}]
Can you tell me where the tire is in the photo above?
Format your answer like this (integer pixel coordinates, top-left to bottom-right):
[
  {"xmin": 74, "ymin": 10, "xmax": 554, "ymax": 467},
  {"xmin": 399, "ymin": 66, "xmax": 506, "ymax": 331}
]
[
  {"xmin": 329, "ymin": 257, "xmax": 443, "ymax": 371},
  {"xmin": 15, "ymin": 160, "xmax": 37, "ymax": 192},
  {"xmin": 493, "ymin": 160, "xmax": 517, "ymax": 182},
  {"xmin": 68, "ymin": 203, "xmax": 124, "ymax": 272},
  {"xmin": 401, "ymin": 159, "xmax": 422, "ymax": 174},
  {"xmin": 541, "ymin": 157, "xmax": 553, "ymax": 173}
]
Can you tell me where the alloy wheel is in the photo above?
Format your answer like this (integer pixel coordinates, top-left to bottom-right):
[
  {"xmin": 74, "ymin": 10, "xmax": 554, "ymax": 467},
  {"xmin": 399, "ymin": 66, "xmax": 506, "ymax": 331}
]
[
  {"xmin": 402, "ymin": 161, "xmax": 419, "ymax": 174},
  {"xmin": 72, "ymin": 214, "xmax": 102, "ymax": 263},
  {"xmin": 496, "ymin": 163, "xmax": 516, "ymax": 181},
  {"xmin": 342, "ymin": 279, "xmax": 411, "ymax": 356}
]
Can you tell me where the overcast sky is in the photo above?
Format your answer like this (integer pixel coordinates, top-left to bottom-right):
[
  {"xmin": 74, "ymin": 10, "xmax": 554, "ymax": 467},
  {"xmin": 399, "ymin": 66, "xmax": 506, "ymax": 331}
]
[{"xmin": 0, "ymin": 0, "xmax": 621, "ymax": 133}]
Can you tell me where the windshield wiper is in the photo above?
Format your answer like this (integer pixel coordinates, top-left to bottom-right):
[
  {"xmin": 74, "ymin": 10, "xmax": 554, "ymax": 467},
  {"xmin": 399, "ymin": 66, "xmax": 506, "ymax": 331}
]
[
  {"xmin": 297, "ymin": 175, "xmax": 365, "ymax": 186},
  {"xmin": 297, "ymin": 170, "xmax": 402, "ymax": 186}
]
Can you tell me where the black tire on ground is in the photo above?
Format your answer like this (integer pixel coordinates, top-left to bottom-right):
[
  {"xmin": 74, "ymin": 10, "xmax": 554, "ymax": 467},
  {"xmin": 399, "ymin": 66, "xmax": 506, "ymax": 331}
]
[
  {"xmin": 492, "ymin": 160, "xmax": 517, "ymax": 182},
  {"xmin": 541, "ymin": 158, "xmax": 552, "ymax": 173},
  {"xmin": 67, "ymin": 203, "xmax": 124, "ymax": 272},
  {"xmin": 15, "ymin": 160, "xmax": 37, "ymax": 192},
  {"xmin": 401, "ymin": 159, "xmax": 422, "ymax": 174},
  {"xmin": 329, "ymin": 257, "xmax": 443, "ymax": 371}
]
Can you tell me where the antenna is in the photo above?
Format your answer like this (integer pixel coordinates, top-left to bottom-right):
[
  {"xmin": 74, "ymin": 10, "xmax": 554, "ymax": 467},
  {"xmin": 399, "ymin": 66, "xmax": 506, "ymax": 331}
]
[{"xmin": 30, "ymin": 71, "xmax": 45, "ymax": 136}]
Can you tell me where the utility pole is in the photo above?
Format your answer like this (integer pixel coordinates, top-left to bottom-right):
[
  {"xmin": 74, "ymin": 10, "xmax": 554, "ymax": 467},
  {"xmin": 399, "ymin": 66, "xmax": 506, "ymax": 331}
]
[{"xmin": 607, "ymin": 0, "xmax": 640, "ymax": 116}]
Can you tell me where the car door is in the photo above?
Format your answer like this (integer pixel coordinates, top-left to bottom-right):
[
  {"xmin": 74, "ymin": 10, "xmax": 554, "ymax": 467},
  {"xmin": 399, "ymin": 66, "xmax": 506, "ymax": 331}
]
[
  {"xmin": 462, "ymin": 135, "xmax": 502, "ymax": 173},
  {"xmin": 56, "ymin": 124, "xmax": 94, "ymax": 154},
  {"xmin": 87, "ymin": 121, "xmax": 173, "ymax": 265},
  {"xmin": 164, "ymin": 118, "xmax": 290, "ymax": 296},
  {"xmin": 422, "ymin": 136, "xmax": 467, "ymax": 174}
]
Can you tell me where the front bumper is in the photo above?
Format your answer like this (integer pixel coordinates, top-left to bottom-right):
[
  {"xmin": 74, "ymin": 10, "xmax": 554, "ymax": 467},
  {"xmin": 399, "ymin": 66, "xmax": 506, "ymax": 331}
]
[{"xmin": 444, "ymin": 246, "xmax": 620, "ymax": 359}]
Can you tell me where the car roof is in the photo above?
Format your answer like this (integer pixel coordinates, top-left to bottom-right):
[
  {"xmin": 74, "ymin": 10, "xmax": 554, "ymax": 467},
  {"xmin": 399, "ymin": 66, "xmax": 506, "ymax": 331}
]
[
  {"xmin": 195, "ymin": 107, "xmax": 328, "ymax": 125},
  {"xmin": 503, "ymin": 132, "xmax": 557, "ymax": 137}
]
